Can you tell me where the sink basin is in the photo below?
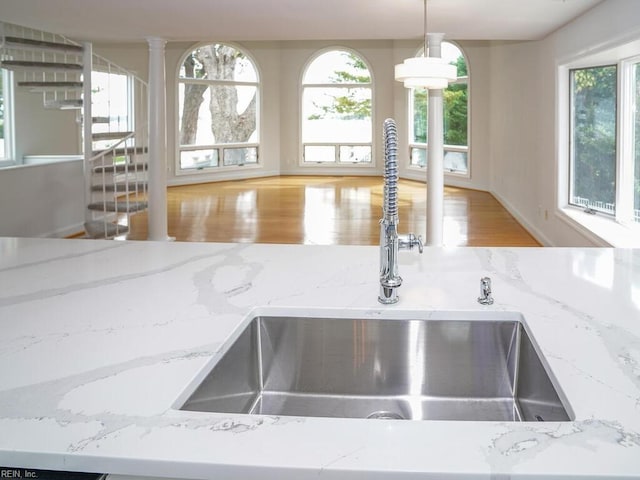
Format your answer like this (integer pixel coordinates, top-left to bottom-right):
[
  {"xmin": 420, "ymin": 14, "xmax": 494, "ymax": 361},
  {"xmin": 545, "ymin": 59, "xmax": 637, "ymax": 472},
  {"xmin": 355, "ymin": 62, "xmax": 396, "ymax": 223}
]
[{"xmin": 178, "ymin": 313, "xmax": 571, "ymax": 421}]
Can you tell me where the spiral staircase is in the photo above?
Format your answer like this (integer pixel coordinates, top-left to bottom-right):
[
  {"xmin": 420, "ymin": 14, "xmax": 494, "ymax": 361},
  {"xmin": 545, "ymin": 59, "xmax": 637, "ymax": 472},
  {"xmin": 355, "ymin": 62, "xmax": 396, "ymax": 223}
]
[{"xmin": 0, "ymin": 22, "xmax": 148, "ymax": 239}]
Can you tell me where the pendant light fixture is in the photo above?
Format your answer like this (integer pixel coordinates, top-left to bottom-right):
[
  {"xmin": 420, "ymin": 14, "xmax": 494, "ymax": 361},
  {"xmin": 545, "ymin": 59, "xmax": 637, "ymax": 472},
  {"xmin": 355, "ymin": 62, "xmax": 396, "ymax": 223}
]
[{"xmin": 394, "ymin": 0, "xmax": 457, "ymax": 89}]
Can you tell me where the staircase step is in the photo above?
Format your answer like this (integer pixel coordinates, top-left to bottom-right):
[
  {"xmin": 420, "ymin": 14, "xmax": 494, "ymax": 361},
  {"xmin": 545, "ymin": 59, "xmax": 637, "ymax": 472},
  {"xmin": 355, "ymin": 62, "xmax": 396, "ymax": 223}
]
[
  {"xmin": 91, "ymin": 181, "xmax": 147, "ymax": 192},
  {"xmin": 3, "ymin": 36, "xmax": 83, "ymax": 54},
  {"xmin": 0, "ymin": 60, "xmax": 83, "ymax": 71},
  {"xmin": 93, "ymin": 162, "xmax": 148, "ymax": 173},
  {"xmin": 92, "ymin": 131, "xmax": 133, "ymax": 141},
  {"xmin": 84, "ymin": 221, "xmax": 129, "ymax": 239},
  {"xmin": 88, "ymin": 201, "xmax": 148, "ymax": 213},
  {"xmin": 44, "ymin": 99, "xmax": 83, "ymax": 109},
  {"xmin": 92, "ymin": 146, "xmax": 148, "ymax": 158},
  {"xmin": 18, "ymin": 81, "xmax": 83, "ymax": 91}
]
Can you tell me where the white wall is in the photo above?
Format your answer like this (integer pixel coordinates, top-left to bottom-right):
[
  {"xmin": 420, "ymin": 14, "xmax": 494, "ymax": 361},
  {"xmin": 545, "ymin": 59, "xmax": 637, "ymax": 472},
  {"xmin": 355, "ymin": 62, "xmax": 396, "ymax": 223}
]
[
  {"xmin": 0, "ymin": 160, "xmax": 84, "ymax": 237},
  {"xmin": 0, "ymin": 72, "xmax": 83, "ymax": 238},
  {"xmin": 13, "ymin": 86, "xmax": 80, "ymax": 161},
  {"xmin": 488, "ymin": 0, "xmax": 640, "ymax": 246}
]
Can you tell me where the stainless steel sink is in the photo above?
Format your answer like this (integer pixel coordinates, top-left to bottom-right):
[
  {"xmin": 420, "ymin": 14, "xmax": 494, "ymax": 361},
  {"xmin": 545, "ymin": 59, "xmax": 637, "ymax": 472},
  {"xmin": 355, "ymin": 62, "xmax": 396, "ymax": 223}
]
[{"xmin": 179, "ymin": 314, "xmax": 571, "ymax": 421}]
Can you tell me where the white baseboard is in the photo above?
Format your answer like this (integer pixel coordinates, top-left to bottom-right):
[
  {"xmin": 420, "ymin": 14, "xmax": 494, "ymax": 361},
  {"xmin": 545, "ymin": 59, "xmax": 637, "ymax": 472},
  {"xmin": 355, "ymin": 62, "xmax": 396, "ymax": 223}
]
[
  {"xmin": 44, "ymin": 222, "xmax": 85, "ymax": 239},
  {"xmin": 168, "ymin": 168, "xmax": 280, "ymax": 186},
  {"xmin": 490, "ymin": 191, "xmax": 554, "ymax": 247}
]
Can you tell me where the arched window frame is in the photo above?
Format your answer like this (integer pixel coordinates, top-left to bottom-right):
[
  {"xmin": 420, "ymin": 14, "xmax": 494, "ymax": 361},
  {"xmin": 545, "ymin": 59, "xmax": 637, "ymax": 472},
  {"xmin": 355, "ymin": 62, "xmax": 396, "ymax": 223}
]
[
  {"xmin": 408, "ymin": 41, "xmax": 470, "ymax": 178},
  {"xmin": 300, "ymin": 47, "xmax": 375, "ymax": 167},
  {"xmin": 176, "ymin": 42, "xmax": 261, "ymax": 175}
]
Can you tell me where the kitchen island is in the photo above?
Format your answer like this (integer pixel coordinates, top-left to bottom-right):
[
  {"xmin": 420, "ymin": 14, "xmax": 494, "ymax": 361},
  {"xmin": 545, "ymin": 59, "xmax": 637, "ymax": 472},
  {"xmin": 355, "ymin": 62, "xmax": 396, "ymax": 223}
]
[{"xmin": 0, "ymin": 237, "xmax": 639, "ymax": 479}]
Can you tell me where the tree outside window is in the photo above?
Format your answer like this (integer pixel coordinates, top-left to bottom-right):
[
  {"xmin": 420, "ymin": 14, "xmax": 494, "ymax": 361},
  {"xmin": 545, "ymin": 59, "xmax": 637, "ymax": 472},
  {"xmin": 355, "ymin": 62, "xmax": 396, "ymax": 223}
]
[
  {"xmin": 410, "ymin": 42, "xmax": 469, "ymax": 174},
  {"xmin": 569, "ymin": 61, "xmax": 640, "ymax": 225},
  {"xmin": 570, "ymin": 65, "xmax": 617, "ymax": 215},
  {"xmin": 178, "ymin": 44, "xmax": 259, "ymax": 171}
]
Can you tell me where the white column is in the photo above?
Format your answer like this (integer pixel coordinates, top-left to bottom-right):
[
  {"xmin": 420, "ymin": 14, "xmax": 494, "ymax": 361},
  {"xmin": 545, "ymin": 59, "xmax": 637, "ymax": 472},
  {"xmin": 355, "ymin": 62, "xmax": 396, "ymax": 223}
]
[
  {"xmin": 426, "ymin": 33, "xmax": 445, "ymax": 246},
  {"xmin": 146, "ymin": 37, "xmax": 170, "ymax": 241},
  {"xmin": 82, "ymin": 42, "xmax": 93, "ymax": 226}
]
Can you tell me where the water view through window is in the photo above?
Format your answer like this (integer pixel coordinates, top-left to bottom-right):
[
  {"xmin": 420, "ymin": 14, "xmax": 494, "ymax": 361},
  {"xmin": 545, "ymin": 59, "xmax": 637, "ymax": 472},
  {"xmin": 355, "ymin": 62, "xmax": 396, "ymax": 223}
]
[{"xmin": 302, "ymin": 49, "xmax": 372, "ymax": 164}]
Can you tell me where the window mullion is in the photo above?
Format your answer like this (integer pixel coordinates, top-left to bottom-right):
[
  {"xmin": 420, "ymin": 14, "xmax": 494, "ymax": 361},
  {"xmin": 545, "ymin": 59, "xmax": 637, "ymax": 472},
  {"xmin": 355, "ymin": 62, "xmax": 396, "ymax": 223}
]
[{"xmin": 617, "ymin": 59, "xmax": 635, "ymax": 224}]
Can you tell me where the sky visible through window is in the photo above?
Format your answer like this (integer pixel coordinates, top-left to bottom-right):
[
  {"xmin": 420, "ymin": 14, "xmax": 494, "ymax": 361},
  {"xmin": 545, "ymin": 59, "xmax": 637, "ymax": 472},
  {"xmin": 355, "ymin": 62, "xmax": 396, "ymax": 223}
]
[{"xmin": 302, "ymin": 50, "xmax": 372, "ymax": 153}]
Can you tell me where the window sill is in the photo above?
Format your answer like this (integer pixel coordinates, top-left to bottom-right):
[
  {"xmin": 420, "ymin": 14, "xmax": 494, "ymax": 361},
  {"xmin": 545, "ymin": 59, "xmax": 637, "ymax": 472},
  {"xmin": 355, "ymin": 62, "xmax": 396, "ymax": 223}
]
[
  {"xmin": 1, "ymin": 156, "xmax": 83, "ymax": 170},
  {"xmin": 299, "ymin": 162, "xmax": 375, "ymax": 168},
  {"xmin": 558, "ymin": 206, "xmax": 640, "ymax": 247},
  {"xmin": 176, "ymin": 162, "xmax": 262, "ymax": 177},
  {"xmin": 407, "ymin": 164, "xmax": 470, "ymax": 178}
]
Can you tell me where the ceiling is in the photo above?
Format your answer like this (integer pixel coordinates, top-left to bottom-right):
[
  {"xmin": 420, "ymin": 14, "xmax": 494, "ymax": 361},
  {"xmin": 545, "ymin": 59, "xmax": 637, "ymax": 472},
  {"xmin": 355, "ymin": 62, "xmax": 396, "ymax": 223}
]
[{"xmin": 0, "ymin": 0, "xmax": 603, "ymax": 43}]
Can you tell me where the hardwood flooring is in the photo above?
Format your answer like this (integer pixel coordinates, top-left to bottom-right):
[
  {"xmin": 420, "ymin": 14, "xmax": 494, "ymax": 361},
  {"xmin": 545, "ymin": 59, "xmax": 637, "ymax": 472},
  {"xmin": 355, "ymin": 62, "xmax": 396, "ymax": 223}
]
[{"xmin": 124, "ymin": 176, "xmax": 540, "ymax": 247}]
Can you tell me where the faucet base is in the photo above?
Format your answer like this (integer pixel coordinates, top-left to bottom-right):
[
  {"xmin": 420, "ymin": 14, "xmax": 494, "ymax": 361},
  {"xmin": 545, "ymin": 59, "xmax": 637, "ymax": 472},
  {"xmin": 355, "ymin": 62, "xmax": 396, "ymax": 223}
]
[{"xmin": 378, "ymin": 286, "xmax": 400, "ymax": 304}]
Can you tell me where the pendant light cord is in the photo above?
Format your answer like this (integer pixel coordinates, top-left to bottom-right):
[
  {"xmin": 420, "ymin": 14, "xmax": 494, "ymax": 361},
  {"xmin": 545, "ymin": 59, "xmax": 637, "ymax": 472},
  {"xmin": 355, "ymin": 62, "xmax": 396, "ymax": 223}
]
[{"xmin": 423, "ymin": 0, "xmax": 428, "ymax": 57}]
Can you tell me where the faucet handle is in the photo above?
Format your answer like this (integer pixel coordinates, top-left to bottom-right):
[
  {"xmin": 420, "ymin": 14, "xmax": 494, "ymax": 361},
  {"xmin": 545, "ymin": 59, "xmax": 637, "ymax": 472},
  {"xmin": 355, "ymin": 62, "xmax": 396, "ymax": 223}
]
[
  {"xmin": 415, "ymin": 235, "xmax": 424, "ymax": 254},
  {"xmin": 399, "ymin": 233, "xmax": 423, "ymax": 253}
]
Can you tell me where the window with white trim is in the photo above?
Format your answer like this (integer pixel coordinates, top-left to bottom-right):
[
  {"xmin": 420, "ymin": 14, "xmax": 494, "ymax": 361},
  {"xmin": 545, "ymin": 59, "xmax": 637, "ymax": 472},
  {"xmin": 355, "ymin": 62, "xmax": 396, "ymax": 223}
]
[
  {"xmin": 178, "ymin": 43, "xmax": 259, "ymax": 172},
  {"xmin": 569, "ymin": 59, "xmax": 640, "ymax": 225},
  {"xmin": 301, "ymin": 49, "xmax": 373, "ymax": 165},
  {"xmin": 409, "ymin": 42, "xmax": 469, "ymax": 175},
  {"xmin": 92, "ymin": 70, "xmax": 134, "ymax": 152}
]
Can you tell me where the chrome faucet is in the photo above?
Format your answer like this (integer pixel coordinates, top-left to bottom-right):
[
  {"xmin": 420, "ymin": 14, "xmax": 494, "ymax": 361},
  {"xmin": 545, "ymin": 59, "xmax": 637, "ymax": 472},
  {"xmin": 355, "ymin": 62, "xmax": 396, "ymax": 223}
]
[{"xmin": 378, "ymin": 118, "xmax": 423, "ymax": 304}]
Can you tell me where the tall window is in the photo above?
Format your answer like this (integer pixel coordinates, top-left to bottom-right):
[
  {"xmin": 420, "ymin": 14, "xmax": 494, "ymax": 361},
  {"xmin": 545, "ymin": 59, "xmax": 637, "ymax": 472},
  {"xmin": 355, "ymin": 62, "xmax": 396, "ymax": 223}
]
[
  {"xmin": 92, "ymin": 70, "xmax": 133, "ymax": 151},
  {"xmin": 409, "ymin": 42, "xmax": 469, "ymax": 175},
  {"xmin": 178, "ymin": 44, "xmax": 259, "ymax": 172},
  {"xmin": 302, "ymin": 49, "xmax": 373, "ymax": 164},
  {"xmin": 0, "ymin": 69, "xmax": 13, "ymax": 164},
  {"xmin": 569, "ymin": 60, "xmax": 639, "ymax": 224}
]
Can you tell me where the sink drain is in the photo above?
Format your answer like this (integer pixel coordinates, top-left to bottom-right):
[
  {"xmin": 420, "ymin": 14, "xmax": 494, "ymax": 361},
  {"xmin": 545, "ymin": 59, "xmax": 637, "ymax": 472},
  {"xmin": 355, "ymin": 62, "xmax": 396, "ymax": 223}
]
[{"xmin": 366, "ymin": 411, "xmax": 405, "ymax": 420}]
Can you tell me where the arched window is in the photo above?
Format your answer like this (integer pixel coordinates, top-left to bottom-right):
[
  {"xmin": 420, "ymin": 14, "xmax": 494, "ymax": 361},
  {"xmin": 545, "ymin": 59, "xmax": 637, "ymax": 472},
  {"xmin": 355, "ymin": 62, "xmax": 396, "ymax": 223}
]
[
  {"xmin": 177, "ymin": 43, "xmax": 259, "ymax": 172},
  {"xmin": 409, "ymin": 42, "xmax": 469, "ymax": 175},
  {"xmin": 301, "ymin": 49, "xmax": 373, "ymax": 165}
]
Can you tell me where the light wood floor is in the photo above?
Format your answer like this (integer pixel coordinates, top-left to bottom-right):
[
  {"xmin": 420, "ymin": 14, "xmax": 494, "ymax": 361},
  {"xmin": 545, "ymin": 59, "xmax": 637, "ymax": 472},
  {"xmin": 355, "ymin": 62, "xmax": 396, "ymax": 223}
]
[{"xmin": 125, "ymin": 176, "xmax": 540, "ymax": 246}]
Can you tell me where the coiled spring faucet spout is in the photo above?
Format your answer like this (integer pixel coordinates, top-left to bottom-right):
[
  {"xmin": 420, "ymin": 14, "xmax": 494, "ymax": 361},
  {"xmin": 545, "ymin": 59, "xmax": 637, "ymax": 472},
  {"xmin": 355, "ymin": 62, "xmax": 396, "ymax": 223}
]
[{"xmin": 379, "ymin": 118, "xmax": 423, "ymax": 304}]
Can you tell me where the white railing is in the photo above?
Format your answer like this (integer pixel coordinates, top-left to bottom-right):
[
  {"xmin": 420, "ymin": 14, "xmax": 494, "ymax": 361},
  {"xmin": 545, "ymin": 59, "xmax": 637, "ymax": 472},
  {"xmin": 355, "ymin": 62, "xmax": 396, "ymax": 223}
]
[
  {"xmin": 572, "ymin": 196, "xmax": 616, "ymax": 215},
  {"xmin": 1, "ymin": 21, "xmax": 149, "ymax": 238},
  {"xmin": 83, "ymin": 49, "xmax": 148, "ymax": 237},
  {"xmin": 88, "ymin": 133, "xmax": 147, "ymax": 238},
  {"xmin": 0, "ymin": 22, "xmax": 83, "ymax": 110}
]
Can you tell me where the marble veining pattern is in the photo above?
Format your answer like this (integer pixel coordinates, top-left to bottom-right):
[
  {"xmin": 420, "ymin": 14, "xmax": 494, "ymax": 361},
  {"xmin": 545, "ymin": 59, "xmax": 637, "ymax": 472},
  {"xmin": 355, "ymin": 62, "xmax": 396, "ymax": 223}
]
[{"xmin": 0, "ymin": 237, "xmax": 639, "ymax": 479}]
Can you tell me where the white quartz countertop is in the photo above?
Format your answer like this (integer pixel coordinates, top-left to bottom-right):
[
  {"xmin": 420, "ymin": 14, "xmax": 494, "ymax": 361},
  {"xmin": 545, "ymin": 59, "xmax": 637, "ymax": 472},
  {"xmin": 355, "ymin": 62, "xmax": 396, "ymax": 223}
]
[{"xmin": 0, "ymin": 237, "xmax": 639, "ymax": 479}]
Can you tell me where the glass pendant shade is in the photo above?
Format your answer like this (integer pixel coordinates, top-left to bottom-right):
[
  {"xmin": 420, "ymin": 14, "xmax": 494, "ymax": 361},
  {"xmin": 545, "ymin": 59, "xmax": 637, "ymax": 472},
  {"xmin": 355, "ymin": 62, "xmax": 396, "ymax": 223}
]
[{"xmin": 394, "ymin": 56, "xmax": 457, "ymax": 89}]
